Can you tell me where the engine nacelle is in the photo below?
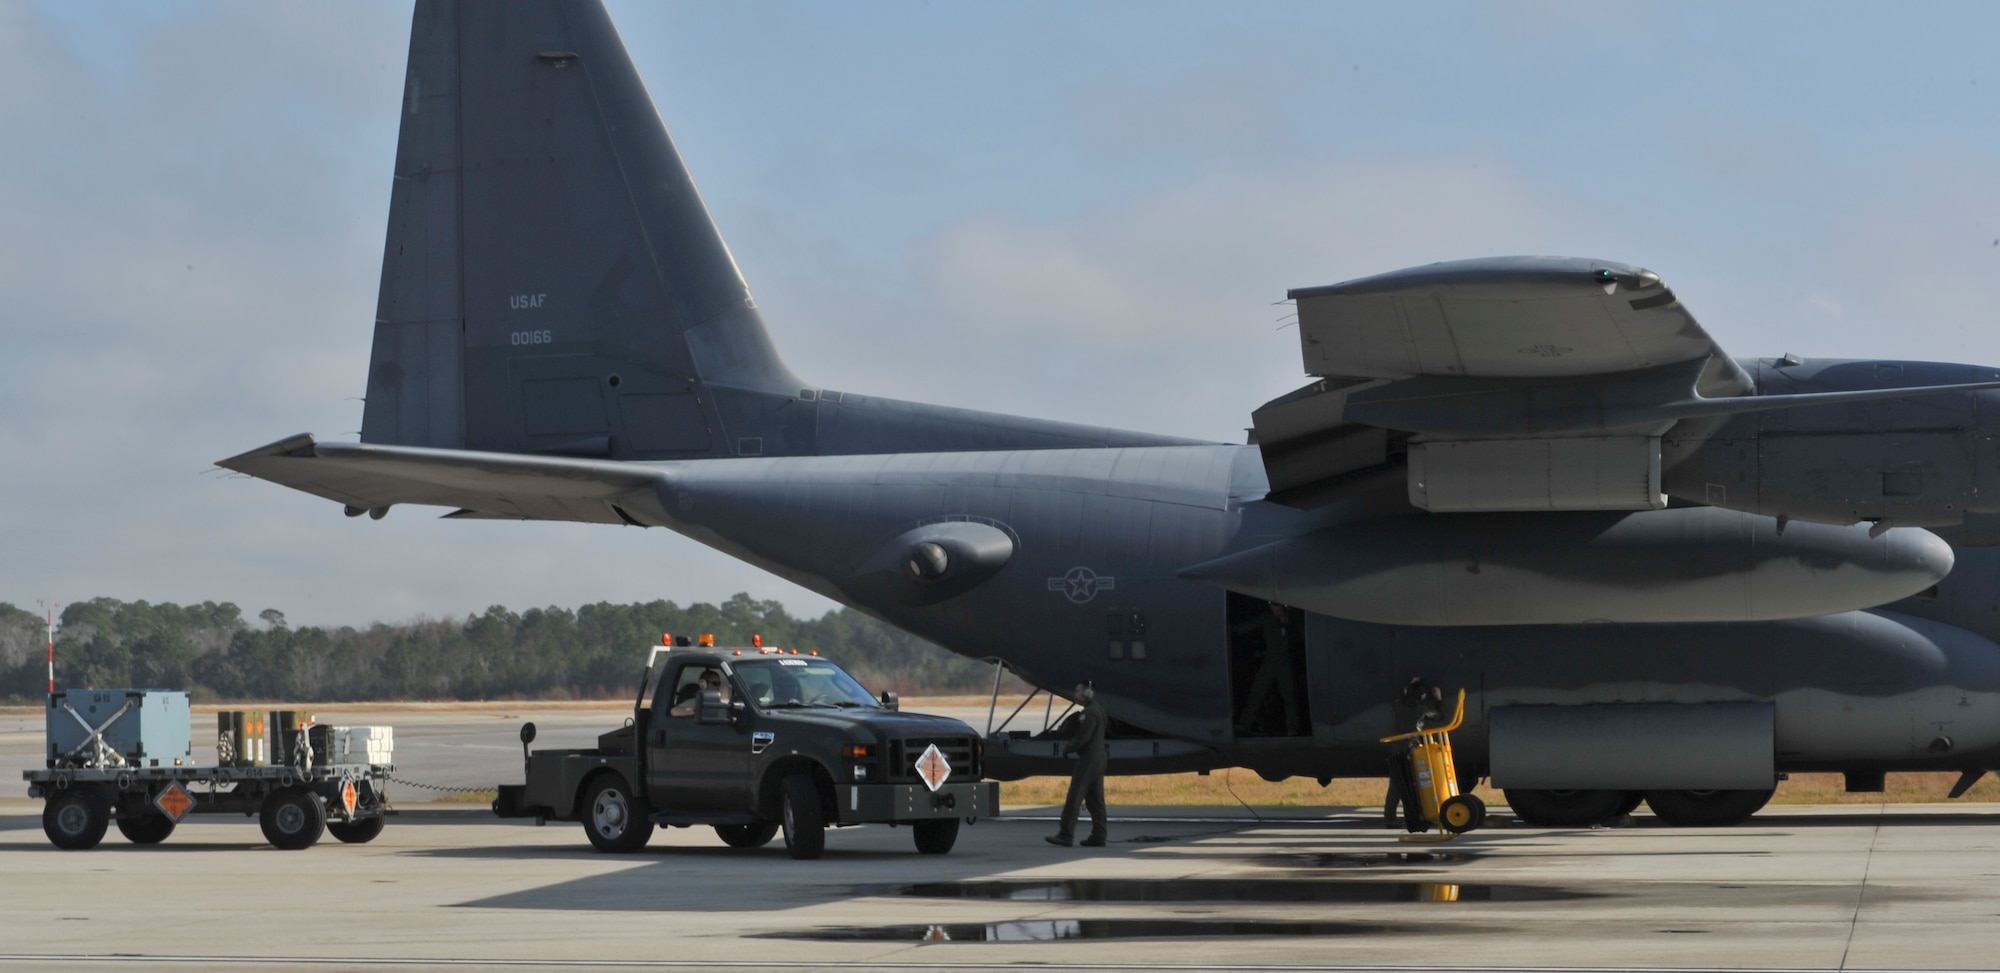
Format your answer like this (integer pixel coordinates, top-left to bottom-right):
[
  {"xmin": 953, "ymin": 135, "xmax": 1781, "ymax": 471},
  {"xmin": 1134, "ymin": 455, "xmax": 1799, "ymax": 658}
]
[{"xmin": 1665, "ymin": 357, "xmax": 2000, "ymax": 529}]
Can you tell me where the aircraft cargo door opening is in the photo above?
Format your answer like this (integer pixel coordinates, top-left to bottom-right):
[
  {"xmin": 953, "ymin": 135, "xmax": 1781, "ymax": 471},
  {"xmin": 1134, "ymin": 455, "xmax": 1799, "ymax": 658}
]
[{"xmin": 1227, "ymin": 593, "xmax": 1310, "ymax": 738}]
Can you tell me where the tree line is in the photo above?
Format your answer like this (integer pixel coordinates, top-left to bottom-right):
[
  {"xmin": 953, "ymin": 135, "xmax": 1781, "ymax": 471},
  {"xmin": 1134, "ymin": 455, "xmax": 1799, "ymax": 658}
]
[{"xmin": 0, "ymin": 596, "xmax": 1002, "ymax": 703}]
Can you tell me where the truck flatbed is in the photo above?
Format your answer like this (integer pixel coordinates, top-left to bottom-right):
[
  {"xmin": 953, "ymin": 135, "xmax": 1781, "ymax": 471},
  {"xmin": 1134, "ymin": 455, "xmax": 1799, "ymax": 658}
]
[{"xmin": 24, "ymin": 762, "xmax": 395, "ymax": 851}]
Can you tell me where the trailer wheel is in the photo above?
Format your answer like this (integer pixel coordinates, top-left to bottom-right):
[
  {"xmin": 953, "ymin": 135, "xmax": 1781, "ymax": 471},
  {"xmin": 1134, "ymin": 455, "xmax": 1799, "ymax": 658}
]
[
  {"xmin": 582, "ymin": 775, "xmax": 652, "ymax": 853},
  {"xmin": 715, "ymin": 821, "xmax": 778, "ymax": 848},
  {"xmin": 115, "ymin": 813, "xmax": 177, "ymax": 845},
  {"xmin": 44, "ymin": 788, "xmax": 109, "ymax": 850},
  {"xmin": 260, "ymin": 787, "xmax": 326, "ymax": 850},
  {"xmin": 780, "ymin": 774, "xmax": 826, "ymax": 860},
  {"xmin": 328, "ymin": 816, "xmax": 386, "ymax": 844},
  {"xmin": 1439, "ymin": 794, "xmax": 1486, "ymax": 834},
  {"xmin": 1503, "ymin": 788, "xmax": 1628, "ymax": 828},
  {"xmin": 912, "ymin": 817, "xmax": 960, "ymax": 855},
  {"xmin": 1644, "ymin": 787, "xmax": 1775, "ymax": 827}
]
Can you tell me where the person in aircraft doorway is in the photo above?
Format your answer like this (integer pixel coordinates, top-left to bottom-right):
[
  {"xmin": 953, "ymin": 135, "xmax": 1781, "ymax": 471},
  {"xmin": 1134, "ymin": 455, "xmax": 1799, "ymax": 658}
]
[
  {"xmin": 1237, "ymin": 600, "xmax": 1303, "ymax": 736},
  {"xmin": 1046, "ymin": 680, "xmax": 1109, "ymax": 848}
]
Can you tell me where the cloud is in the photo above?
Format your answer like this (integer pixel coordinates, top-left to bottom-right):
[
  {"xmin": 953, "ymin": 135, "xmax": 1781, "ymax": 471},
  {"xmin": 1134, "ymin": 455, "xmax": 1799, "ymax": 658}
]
[
  {"xmin": 0, "ymin": 2, "xmax": 821, "ymax": 627},
  {"xmin": 760, "ymin": 156, "xmax": 1600, "ymax": 441},
  {"xmin": 11, "ymin": 1, "xmax": 2000, "ymax": 631}
]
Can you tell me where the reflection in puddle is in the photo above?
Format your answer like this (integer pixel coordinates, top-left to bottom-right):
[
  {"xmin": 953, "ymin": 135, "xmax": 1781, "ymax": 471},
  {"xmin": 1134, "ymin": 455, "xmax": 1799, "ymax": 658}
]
[
  {"xmin": 858, "ymin": 878, "xmax": 1582, "ymax": 904},
  {"xmin": 774, "ymin": 919, "xmax": 1414, "ymax": 942},
  {"xmin": 1267, "ymin": 852, "xmax": 1473, "ymax": 869}
]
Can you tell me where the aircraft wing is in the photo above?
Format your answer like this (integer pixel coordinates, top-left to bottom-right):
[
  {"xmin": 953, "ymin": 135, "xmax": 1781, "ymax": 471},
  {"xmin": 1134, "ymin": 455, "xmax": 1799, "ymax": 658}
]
[
  {"xmin": 216, "ymin": 434, "xmax": 670, "ymax": 525},
  {"xmin": 1290, "ymin": 256, "xmax": 1742, "ymax": 386},
  {"xmin": 1256, "ymin": 257, "xmax": 2000, "ymax": 508}
]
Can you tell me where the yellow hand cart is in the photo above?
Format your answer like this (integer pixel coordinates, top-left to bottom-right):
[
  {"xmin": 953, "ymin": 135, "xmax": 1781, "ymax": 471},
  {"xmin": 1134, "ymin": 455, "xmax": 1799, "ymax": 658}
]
[{"xmin": 1379, "ymin": 688, "xmax": 1486, "ymax": 838}]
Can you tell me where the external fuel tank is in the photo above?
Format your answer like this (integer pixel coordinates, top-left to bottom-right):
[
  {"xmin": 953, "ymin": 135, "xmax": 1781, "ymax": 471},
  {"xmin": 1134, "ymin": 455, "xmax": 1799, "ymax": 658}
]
[{"xmin": 1180, "ymin": 506, "xmax": 1952, "ymax": 626}]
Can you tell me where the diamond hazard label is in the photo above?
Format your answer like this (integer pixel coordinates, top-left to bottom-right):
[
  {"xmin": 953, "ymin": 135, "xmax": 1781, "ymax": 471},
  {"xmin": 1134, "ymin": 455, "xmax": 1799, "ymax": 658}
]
[
  {"xmin": 914, "ymin": 743, "xmax": 950, "ymax": 793},
  {"xmin": 153, "ymin": 781, "xmax": 193, "ymax": 822},
  {"xmin": 341, "ymin": 780, "xmax": 358, "ymax": 815}
]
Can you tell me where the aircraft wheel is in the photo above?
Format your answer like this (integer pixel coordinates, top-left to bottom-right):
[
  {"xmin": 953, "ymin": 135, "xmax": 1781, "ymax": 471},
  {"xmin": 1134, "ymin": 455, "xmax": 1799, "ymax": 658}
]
[
  {"xmin": 912, "ymin": 817, "xmax": 960, "ymax": 855},
  {"xmin": 44, "ymin": 788, "xmax": 110, "ymax": 850},
  {"xmin": 115, "ymin": 813, "xmax": 177, "ymax": 845},
  {"xmin": 715, "ymin": 821, "xmax": 779, "ymax": 848},
  {"xmin": 1439, "ymin": 794, "xmax": 1486, "ymax": 834},
  {"xmin": 780, "ymin": 774, "xmax": 826, "ymax": 860},
  {"xmin": 1612, "ymin": 791, "xmax": 1645, "ymax": 816},
  {"xmin": 1643, "ymin": 787, "xmax": 1775, "ymax": 827},
  {"xmin": 1503, "ymin": 788, "xmax": 1628, "ymax": 827},
  {"xmin": 581, "ymin": 775, "xmax": 652, "ymax": 853},
  {"xmin": 259, "ymin": 787, "xmax": 326, "ymax": 850},
  {"xmin": 328, "ymin": 816, "xmax": 386, "ymax": 844}
]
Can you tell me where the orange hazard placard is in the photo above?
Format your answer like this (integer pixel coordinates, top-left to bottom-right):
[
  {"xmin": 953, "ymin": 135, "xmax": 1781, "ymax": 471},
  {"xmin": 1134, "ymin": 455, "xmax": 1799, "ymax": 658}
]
[
  {"xmin": 914, "ymin": 743, "xmax": 951, "ymax": 793},
  {"xmin": 341, "ymin": 780, "xmax": 358, "ymax": 815},
  {"xmin": 153, "ymin": 781, "xmax": 194, "ymax": 822}
]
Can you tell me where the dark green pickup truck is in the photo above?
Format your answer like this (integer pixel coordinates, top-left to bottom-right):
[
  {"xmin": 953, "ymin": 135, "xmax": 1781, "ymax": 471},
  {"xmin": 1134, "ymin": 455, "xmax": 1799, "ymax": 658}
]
[{"xmin": 494, "ymin": 645, "xmax": 997, "ymax": 859}]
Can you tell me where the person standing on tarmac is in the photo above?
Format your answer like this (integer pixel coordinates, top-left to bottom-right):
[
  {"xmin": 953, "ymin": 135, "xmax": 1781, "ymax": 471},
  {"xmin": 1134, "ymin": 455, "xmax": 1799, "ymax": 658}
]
[
  {"xmin": 1383, "ymin": 677, "xmax": 1445, "ymax": 829},
  {"xmin": 1047, "ymin": 680, "xmax": 1109, "ymax": 848}
]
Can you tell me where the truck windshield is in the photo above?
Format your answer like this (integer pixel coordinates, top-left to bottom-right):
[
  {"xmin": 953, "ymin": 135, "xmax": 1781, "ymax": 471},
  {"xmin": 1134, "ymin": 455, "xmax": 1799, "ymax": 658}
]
[{"xmin": 735, "ymin": 659, "xmax": 879, "ymax": 710}]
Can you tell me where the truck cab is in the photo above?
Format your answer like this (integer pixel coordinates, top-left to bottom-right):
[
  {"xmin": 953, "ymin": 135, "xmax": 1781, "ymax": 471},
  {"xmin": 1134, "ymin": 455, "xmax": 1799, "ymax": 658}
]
[{"xmin": 495, "ymin": 641, "xmax": 997, "ymax": 859}]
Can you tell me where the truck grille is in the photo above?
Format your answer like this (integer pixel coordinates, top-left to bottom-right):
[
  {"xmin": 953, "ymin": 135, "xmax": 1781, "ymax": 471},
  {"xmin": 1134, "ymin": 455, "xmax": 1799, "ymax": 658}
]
[{"xmin": 887, "ymin": 736, "xmax": 979, "ymax": 782}]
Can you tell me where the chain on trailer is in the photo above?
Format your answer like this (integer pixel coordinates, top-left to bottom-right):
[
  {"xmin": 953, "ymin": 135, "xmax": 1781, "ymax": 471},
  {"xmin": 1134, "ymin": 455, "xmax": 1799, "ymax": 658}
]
[{"xmin": 381, "ymin": 774, "xmax": 491, "ymax": 795}]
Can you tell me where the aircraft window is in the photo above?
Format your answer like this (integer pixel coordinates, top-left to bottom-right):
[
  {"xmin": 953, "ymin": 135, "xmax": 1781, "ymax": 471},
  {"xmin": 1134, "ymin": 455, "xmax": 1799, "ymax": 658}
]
[{"xmin": 1107, "ymin": 609, "xmax": 1147, "ymax": 661}]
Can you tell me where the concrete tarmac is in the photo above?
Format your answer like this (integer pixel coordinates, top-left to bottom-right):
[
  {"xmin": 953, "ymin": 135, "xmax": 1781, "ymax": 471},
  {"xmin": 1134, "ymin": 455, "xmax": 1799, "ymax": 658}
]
[{"xmin": 6, "ymin": 707, "xmax": 2000, "ymax": 971}]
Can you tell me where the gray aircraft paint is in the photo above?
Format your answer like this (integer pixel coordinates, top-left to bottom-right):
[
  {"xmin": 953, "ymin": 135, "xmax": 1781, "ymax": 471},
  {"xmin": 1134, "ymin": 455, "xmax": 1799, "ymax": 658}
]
[{"xmin": 223, "ymin": 0, "xmax": 2000, "ymax": 794}]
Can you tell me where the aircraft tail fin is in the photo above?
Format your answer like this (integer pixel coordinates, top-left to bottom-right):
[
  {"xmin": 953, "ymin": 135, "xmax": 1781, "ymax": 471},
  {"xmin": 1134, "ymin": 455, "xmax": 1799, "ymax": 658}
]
[{"xmin": 362, "ymin": 0, "xmax": 798, "ymax": 458}]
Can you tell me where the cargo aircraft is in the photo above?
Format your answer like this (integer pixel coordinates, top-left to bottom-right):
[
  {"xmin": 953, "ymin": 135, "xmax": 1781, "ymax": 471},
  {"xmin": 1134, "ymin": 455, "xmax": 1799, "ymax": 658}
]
[{"xmin": 224, "ymin": 0, "xmax": 2000, "ymax": 827}]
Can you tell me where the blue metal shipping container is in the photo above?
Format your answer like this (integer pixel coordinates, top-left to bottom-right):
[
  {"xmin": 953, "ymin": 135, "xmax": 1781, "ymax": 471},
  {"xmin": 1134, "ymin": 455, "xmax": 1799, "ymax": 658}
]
[{"xmin": 46, "ymin": 690, "xmax": 192, "ymax": 769}]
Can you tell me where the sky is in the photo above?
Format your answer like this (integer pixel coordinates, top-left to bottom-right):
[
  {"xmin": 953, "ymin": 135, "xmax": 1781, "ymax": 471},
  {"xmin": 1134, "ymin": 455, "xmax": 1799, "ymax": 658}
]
[{"xmin": 2, "ymin": 1, "xmax": 1998, "ymax": 627}]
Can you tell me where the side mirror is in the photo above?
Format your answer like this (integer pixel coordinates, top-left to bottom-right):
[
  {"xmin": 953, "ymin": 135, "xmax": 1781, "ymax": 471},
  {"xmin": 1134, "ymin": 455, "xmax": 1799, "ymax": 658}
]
[
  {"xmin": 697, "ymin": 689, "xmax": 729, "ymax": 725},
  {"xmin": 730, "ymin": 699, "xmax": 747, "ymax": 724},
  {"xmin": 519, "ymin": 721, "xmax": 537, "ymax": 762},
  {"xmin": 879, "ymin": 691, "xmax": 900, "ymax": 712}
]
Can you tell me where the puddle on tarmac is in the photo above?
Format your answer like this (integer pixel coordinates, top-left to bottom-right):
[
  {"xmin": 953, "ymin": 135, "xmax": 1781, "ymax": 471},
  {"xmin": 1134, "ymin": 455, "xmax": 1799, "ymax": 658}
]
[
  {"xmin": 1262, "ymin": 851, "xmax": 1473, "ymax": 869},
  {"xmin": 769, "ymin": 918, "xmax": 1426, "ymax": 942},
  {"xmin": 854, "ymin": 878, "xmax": 1585, "ymax": 904}
]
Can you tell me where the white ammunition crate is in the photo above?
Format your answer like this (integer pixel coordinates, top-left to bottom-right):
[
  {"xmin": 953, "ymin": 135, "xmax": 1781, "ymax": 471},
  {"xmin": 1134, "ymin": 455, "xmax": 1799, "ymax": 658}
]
[{"xmin": 328, "ymin": 726, "xmax": 394, "ymax": 765}]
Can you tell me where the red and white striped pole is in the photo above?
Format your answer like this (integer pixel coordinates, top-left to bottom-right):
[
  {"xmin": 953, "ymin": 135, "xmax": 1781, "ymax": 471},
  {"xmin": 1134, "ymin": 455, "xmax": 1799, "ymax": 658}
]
[{"xmin": 43, "ymin": 602, "xmax": 57, "ymax": 696}]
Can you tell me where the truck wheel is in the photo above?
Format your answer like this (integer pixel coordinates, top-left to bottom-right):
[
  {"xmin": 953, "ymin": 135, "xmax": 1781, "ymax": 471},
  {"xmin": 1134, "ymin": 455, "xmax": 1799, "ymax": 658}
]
[
  {"xmin": 1438, "ymin": 794, "xmax": 1486, "ymax": 834},
  {"xmin": 1503, "ymin": 788, "xmax": 1627, "ymax": 827},
  {"xmin": 715, "ymin": 821, "xmax": 778, "ymax": 849},
  {"xmin": 912, "ymin": 817, "xmax": 960, "ymax": 855},
  {"xmin": 328, "ymin": 816, "xmax": 386, "ymax": 844},
  {"xmin": 44, "ymin": 789, "xmax": 109, "ymax": 850},
  {"xmin": 582, "ymin": 776, "xmax": 653, "ymax": 853},
  {"xmin": 115, "ymin": 813, "xmax": 177, "ymax": 845},
  {"xmin": 1644, "ymin": 787, "xmax": 1775, "ymax": 827},
  {"xmin": 260, "ymin": 787, "xmax": 327, "ymax": 850},
  {"xmin": 780, "ymin": 774, "xmax": 826, "ymax": 860}
]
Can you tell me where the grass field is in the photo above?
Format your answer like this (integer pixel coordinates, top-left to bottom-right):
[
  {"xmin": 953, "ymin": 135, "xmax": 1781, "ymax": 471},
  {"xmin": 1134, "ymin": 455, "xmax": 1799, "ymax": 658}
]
[{"xmin": 422, "ymin": 770, "xmax": 1999, "ymax": 810}]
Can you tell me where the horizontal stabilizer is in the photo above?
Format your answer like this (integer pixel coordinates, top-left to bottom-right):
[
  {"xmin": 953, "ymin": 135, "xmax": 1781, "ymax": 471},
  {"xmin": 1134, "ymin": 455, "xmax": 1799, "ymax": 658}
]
[{"xmin": 216, "ymin": 434, "xmax": 669, "ymax": 525}]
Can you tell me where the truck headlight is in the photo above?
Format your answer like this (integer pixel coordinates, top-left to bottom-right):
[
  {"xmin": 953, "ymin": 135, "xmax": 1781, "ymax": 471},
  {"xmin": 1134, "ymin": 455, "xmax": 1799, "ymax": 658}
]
[{"xmin": 853, "ymin": 765, "xmax": 870, "ymax": 781}]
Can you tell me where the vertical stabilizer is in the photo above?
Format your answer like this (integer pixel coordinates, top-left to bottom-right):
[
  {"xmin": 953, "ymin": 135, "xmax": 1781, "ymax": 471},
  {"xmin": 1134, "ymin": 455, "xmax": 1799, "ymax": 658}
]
[{"xmin": 362, "ymin": 0, "xmax": 799, "ymax": 458}]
